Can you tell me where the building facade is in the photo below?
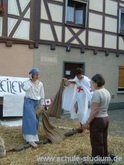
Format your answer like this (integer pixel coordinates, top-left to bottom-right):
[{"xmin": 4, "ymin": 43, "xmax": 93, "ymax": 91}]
[{"xmin": 0, "ymin": 0, "xmax": 124, "ymax": 109}]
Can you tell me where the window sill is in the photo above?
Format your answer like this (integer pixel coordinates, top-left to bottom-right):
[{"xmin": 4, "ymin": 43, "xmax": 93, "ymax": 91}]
[
  {"xmin": 117, "ymin": 91, "xmax": 124, "ymax": 94},
  {"xmin": 118, "ymin": 32, "xmax": 124, "ymax": 36},
  {"xmin": 65, "ymin": 22, "xmax": 86, "ymax": 29}
]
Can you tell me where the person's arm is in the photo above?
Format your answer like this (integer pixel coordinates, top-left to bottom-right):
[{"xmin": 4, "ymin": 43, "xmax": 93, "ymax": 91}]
[
  {"xmin": 40, "ymin": 83, "xmax": 45, "ymax": 106},
  {"xmin": 63, "ymin": 78, "xmax": 76, "ymax": 85},
  {"xmin": 87, "ymin": 102, "xmax": 100, "ymax": 123},
  {"xmin": 68, "ymin": 80, "xmax": 76, "ymax": 84},
  {"xmin": 23, "ymin": 80, "xmax": 32, "ymax": 91},
  {"xmin": 83, "ymin": 91, "xmax": 100, "ymax": 129}
]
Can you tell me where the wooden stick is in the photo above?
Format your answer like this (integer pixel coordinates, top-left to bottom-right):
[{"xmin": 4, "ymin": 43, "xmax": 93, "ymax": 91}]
[{"xmin": 7, "ymin": 129, "xmax": 79, "ymax": 152}]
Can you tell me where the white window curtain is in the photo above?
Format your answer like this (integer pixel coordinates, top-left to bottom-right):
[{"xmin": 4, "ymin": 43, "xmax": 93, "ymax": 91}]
[
  {"xmin": 67, "ymin": 6, "xmax": 74, "ymax": 22},
  {"xmin": 75, "ymin": 10, "xmax": 83, "ymax": 24}
]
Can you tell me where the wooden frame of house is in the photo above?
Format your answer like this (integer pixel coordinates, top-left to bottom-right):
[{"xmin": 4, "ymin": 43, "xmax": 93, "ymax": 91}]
[
  {"xmin": 0, "ymin": 0, "xmax": 124, "ymax": 54},
  {"xmin": 0, "ymin": 0, "xmax": 124, "ymax": 110}
]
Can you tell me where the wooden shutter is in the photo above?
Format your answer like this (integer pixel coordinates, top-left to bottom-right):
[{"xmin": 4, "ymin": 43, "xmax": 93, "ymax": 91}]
[{"xmin": 118, "ymin": 66, "xmax": 124, "ymax": 87}]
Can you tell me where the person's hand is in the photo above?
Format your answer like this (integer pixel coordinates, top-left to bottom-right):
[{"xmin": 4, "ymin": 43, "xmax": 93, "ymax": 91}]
[
  {"xmin": 82, "ymin": 122, "xmax": 90, "ymax": 130},
  {"xmin": 82, "ymin": 124, "xmax": 88, "ymax": 129},
  {"xmin": 63, "ymin": 78, "xmax": 68, "ymax": 82},
  {"xmin": 29, "ymin": 74, "xmax": 32, "ymax": 80}
]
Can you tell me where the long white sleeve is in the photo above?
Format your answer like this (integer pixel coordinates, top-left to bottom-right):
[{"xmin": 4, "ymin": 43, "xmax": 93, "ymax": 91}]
[
  {"xmin": 40, "ymin": 84, "xmax": 45, "ymax": 105},
  {"xmin": 23, "ymin": 80, "xmax": 32, "ymax": 91}
]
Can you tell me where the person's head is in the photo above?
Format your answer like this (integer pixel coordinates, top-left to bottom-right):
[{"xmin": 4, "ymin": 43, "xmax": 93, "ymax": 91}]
[
  {"xmin": 75, "ymin": 68, "xmax": 83, "ymax": 80},
  {"xmin": 91, "ymin": 74, "xmax": 105, "ymax": 89},
  {"xmin": 29, "ymin": 68, "xmax": 40, "ymax": 80}
]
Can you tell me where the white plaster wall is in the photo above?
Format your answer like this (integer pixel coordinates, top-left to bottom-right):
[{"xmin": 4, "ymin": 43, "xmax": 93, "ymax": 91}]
[
  {"xmin": 104, "ymin": 34, "xmax": 117, "ymax": 49},
  {"xmin": 88, "ymin": 31, "xmax": 102, "ymax": 47},
  {"xmin": 89, "ymin": 0, "xmax": 103, "ymax": 12},
  {"xmin": 89, "ymin": 13, "xmax": 103, "ymax": 30},
  {"xmin": 41, "ymin": 0, "xmax": 48, "ymax": 20},
  {"xmin": 40, "ymin": 23, "xmax": 54, "ymax": 41},
  {"xmin": 13, "ymin": 21, "xmax": 30, "ymax": 40},
  {"xmin": 105, "ymin": 17, "xmax": 117, "ymax": 33},
  {"xmin": 48, "ymin": 3, "xmax": 63, "ymax": 22},
  {"xmin": 105, "ymin": 0, "xmax": 118, "ymax": 16}
]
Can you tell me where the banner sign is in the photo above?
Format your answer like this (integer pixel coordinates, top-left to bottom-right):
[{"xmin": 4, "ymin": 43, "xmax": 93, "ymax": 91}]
[
  {"xmin": 3, "ymin": 94, "xmax": 24, "ymax": 117},
  {"xmin": 0, "ymin": 76, "xmax": 28, "ymax": 96},
  {"xmin": 0, "ymin": 76, "xmax": 28, "ymax": 117},
  {"xmin": 0, "ymin": 76, "xmax": 53, "ymax": 117}
]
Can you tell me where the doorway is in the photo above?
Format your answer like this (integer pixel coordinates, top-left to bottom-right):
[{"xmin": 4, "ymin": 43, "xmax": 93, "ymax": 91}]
[{"xmin": 63, "ymin": 61, "xmax": 85, "ymax": 79}]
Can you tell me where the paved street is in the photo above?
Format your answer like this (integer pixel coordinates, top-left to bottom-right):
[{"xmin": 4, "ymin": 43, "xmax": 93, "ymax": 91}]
[
  {"xmin": 108, "ymin": 109, "xmax": 124, "ymax": 137},
  {"xmin": 50, "ymin": 109, "xmax": 124, "ymax": 137}
]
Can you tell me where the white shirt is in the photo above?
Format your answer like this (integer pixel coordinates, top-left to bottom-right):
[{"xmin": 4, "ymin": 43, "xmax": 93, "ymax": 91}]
[
  {"xmin": 73, "ymin": 76, "xmax": 91, "ymax": 100},
  {"xmin": 23, "ymin": 79, "xmax": 45, "ymax": 105}
]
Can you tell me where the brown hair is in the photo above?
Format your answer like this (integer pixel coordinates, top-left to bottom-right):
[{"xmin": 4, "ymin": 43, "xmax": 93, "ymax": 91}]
[
  {"xmin": 75, "ymin": 68, "xmax": 83, "ymax": 75},
  {"xmin": 92, "ymin": 74, "xmax": 105, "ymax": 87}
]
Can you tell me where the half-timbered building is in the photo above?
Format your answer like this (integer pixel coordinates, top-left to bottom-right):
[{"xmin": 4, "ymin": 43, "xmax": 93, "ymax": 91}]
[{"xmin": 0, "ymin": 0, "xmax": 124, "ymax": 109}]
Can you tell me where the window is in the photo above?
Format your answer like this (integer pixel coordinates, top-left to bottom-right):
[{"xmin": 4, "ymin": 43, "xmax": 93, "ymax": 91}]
[
  {"xmin": 63, "ymin": 62, "xmax": 85, "ymax": 79},
  {"xmin": 119, "ymin": 9, "xmax": 124, "ymax": 34},
  {"xmin": 65, "ymin": 0, "xmax": 87, "ymax": 27},
  {"xmin": 118, "ymin": 66, "xmax": 124, "ymax": 92}
]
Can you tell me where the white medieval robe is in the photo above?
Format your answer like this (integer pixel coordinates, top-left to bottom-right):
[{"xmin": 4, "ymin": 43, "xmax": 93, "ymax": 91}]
[{"xmin": 62, "ymin": 76, "xmax": 93, "ymax": 124}]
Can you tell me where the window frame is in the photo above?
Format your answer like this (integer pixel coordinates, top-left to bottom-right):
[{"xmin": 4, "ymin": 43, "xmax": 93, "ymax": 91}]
[
  {"xmin": 63, "ymin": 61, "xmax": 85, "ymax": 79},
  {"xmin": 65, "ymin": 0, "xmax": 88, "ymax": 28},
  {"xmin": 118, "ymin": 66, "xmax": 124, "ymax": 93},
  {"xmin": 118, "ymin": 8, "xmax": 124, "ymax": 35}
]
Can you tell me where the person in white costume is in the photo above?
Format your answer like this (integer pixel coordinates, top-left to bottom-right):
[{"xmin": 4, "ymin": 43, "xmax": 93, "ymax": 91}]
[{"xmin": 62, "ymin": 68, "xmax": 93, "ymax": 132}]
